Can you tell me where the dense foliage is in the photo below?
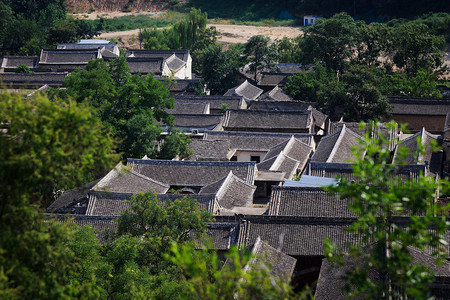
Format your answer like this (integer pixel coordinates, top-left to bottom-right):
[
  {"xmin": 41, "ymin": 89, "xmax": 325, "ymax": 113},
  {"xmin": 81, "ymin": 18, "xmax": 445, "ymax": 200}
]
[
  {"xmin": 325, "ymin": 122, "xmax": 450, "ymax": 298},
  {"xmin": 53, "ymin": 57, "xmax": 190, "ymax": 160}
]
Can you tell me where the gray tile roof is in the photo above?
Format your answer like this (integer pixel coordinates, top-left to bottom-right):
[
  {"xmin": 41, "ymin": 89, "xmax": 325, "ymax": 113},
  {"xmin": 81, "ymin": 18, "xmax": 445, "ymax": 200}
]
[
  {"xmin": 166, "ymin": 54, "xmax": 186, "ymax": 72},
  {"xmin": 258, "ymin": 137, "xmax": 312, "ymax": 180},
  {"xmin": 248, "ymin": 100, "xmax": 312, "ymax": 111},
  {"xmin": 276, "ymin": 64, "xmax": 304, "ymax": 74},
  {"xmin": 166, "ymin": 79, "xmax": 201, "ymax": 93},
  {"xmin": 163, "ymin": 114, "xmax": 223, "ymax": 133},
  {"xmin": 1, "ymin": 56, "xmax": 39, "ymax": 70},
  {"xmin": 224, "ymin": 80, "xmax": 263, "ymax": 100},
  {"xmin": 388, "ymin": 97, "xmax": 450, "ymax": 116},
  {"xmin": 258, "ymin": 74, "xmax": 290, "ymax": 87},
  {"xmin": 91, "ymin": 163, "xmax": 170, "ymax": 194},
  {"xmin": 86, "ymin": 191, "xmax": 217, "ymax": 216},
  {"xmin": 312, "ymin": 125, "xmax": 364, "ymax": 163},
  {"xmin": 125, "ymin": 49, "xmax": 190, "ymax": 62},
  {"xmin": 47, "ymin": 179, "xmax": 99, "ymax": 213},
  {"xmin": 237, "ymin": 216, "xmax": 360, "ymax": 256},
  {"xmin": 39, "ymin": 49, "xmax": 101, "ymax": 64},
  {"xmin": 166, "ymin": 102, "xmax": 209, "ymax": 114},
  {"xmin": 259, "ymin": 86, "xmax": 293, "ymax": 101},
  {"xmin": 204, "ymin": 130, "xmax": 314, "ymax": 150},
  {"xmin": 126, "ymin": 57, "xmax": 163, "ymax": 74},
  {"xmin": 223, "ymin": 110, "xmax": 313, "ymax": 133},
  {"xmin": 127, "ymin": 159, "xmax": 256, "ymax": 187},
  {"xmin": 187, "ymin": 139, "xmax": 233, "ymax": 161},
  {"xmin": 393, "ymin": 128, "xmax": 441, "ymax": 174},
  {"xmin": 173, "ymin": 95, "xmax": 247, "ymax": 111},
  {"xmin": 68, "ymin": 215, "xmax": 118, "ymax": 242},
  {"xmin": 201, "ymin": 222, "xmax": 239, "ymax": 250},
  {"xmin": 199, "ymin": 171, "xmax": 256, "ymax": 210},
  {"xmin": 315, "ymin": 243, "xmax": 450, "ymax": 300},
  {"xmin": 247, "ymin": 237, "xmax": 297, "ymax": 282},
  {"xmin": 0, "ymin": 73, "xmax": 68, "ymax": 88},
  {"xmin": 268, "ymin": 186, "xmax": 354, "ymax": 217}
]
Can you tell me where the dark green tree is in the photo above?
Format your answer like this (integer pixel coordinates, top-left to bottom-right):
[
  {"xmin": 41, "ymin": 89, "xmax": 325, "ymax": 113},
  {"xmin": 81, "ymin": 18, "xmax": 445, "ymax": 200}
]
[
  {"xmin": 14, "ymin": 64, "xmax": 33, "ymax": 73},
  {"xmin": 244, "ymin": 35, "xmax": 279, "ymax": 82},
  {"xmin": 299, "ymin": 12, "xmax": 358, "ymax": 73}
]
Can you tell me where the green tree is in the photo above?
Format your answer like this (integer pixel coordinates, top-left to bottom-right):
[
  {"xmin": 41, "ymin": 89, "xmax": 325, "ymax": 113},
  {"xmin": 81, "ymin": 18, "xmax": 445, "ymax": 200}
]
[
  {"xmin": 158, "ymin": 130, "xmax": 192, "ymax": 160},
  {"xmin": 355, "ymin": 22, "xmax": 393, "ymax": 67},
  {"xmin": 245, "ymin": 35, "xmax": 279, "ymax": 82},
  {"xmin": 0, "ymin": 92, "xmax": 117, "ymax": 298},
  {"xmin": 325, "ymin": 122, "xmax": 450, "ymax": 298},
  {"xmin": 275, "ymin": 37, "xmax": 301, "ymax": 64},
  {"xmin": 195, "ymin": 43, "xmax": 243, "ymax": 94},
  {"xmin": 299, "ymin": 12, "xmax": 358, "ymax": 73},
  {"xmin": 392, "ymin": 22, "xmax": 446, "ymax": 75},
  {"xmin": 14, "ymin": 64, "xmax": 33, "ymax": 73}
]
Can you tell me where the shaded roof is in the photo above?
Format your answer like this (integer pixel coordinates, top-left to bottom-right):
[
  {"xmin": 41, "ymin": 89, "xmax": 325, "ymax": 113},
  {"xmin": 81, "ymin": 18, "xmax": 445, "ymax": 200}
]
[
  {"xmin": 165, "ymin": 79, "xmax": 201, "ymax": 93},
  {"xmin": 223, "ymin": 110, "xmax": 312, "ymax": 133},
  {"xmin": 0, "ymin": 73, "xmax": 68, "ymax": 88},
  {"xmin": 246, "ymin": 237, "xmax": 297, "ymax": 282},
  {"xmin": 276, "ymin": 63, "xmax": 304, "ymax": 73},
  {"xmin": 312, "ymin": 125, "xmax": 363, "ymax": 163},
  {"xmin": 315, "ymin": 242, "xmax": 450, "ymax": 299},
  {"xmin": 249, "ymin": 100, "xmax": 312, "ymax": 111},
  {"xmin": 259, "ymin": 86, "xmax": 293, "ymax": 101},
  {"xmin": 201, "ymin": 222, "xmax": 239, "ymax": 250},
  {"xmin": 199, "ymin": 171, "xmax": 256, "ymax": 210},
  {"xmin": 173, "ymin": 95, "xmax": 247, "ymax": 110},
  {"xmin": 126, "ymin": 57, "xmax": 163, "ymax": 74},
  {"xmin": 67, "ymin": 215, "xmax": 118, "ymax": 242},
  {"xmin": 47, "ymin": 179, "xmax": 99, "ymax": 213},
  {"xmin": 268, "ymin": 186, "xmax": 354, "ymax": 217},
  {"xmin": 91, "ymin": 163, "xmax": 170, "ymax": 194},
  {"xmin": 187, "ymin": 139, "xmax": 233, "ymax": 161},
  {"xmin": 388, "ymin": 97, "xmax": 450, "ymax": 116},
  {"xmin": 237, "ymin": 216, "xmax": 360, "ymax": 256},
  {"xmin": 163, "ymin": 114, "xmax": 223, "ymax": 133},
  {"xmin": 39, "ymin": 49, "xmax": 101, "ymax": 64},
  {"xmin": 224, "ymin": 80, "xmax": 263, "ymax": 100},
  {"xmin": 258, "ymin": 136, "xmax": 313, "ymax": 180},
  {"xmin": 86, "ymin": 192, "xmax": 217, "ymax": 216},
  {"xmin": 204, "ymin": 130, "xmax": 314, "ymax": 150},
  {"xmin": 1, "ymin": 56, "xmax": 39, "ymax": 69},
  {"xmin": 166, "ymin": 102, "xmax": 209, "ymax": 114},
  {"xmin": 127, "ymin": 159, "xmax": 256, "ymax": 186},
  {"xmin": 258, "ymin": 74, "xmax": 290, "ymax": 87},
  {"xmin": 125, "ymin": 49, "xmax": 190, "ymax": 62}
]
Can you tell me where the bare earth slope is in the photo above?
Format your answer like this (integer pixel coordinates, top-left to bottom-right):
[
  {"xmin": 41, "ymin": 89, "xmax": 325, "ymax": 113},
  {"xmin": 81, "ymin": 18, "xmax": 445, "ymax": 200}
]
[{"xmin": 65, "ymin": 0, "xmax": 166, "ymax": 13}]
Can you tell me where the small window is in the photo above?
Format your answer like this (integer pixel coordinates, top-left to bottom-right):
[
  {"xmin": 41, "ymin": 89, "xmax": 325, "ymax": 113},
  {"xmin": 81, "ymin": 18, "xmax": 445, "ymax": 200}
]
[
  {"xmin": 250, "ymin": 156, "xmax": 260, "ymax": 163},
  {"xmin": 230, "ymin": 156, "xmax": 238, "ymax": 161}
]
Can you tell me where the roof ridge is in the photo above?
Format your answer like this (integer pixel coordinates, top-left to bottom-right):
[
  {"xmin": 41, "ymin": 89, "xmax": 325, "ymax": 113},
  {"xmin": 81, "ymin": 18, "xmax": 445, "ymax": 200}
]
[{"xmin": 327, "ymin": 125, "xmax": 346, "ymax": 163}]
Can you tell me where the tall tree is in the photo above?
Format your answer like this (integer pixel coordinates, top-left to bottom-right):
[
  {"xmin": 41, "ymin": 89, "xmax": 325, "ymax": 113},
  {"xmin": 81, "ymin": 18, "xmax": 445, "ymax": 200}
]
[
  {"xmin": 244, "ymin": 35, "xmax": 279, "ymax": 82},
  {"xmin": 299, "ymin": 12, "xmax": 358, "ymax": 73}
]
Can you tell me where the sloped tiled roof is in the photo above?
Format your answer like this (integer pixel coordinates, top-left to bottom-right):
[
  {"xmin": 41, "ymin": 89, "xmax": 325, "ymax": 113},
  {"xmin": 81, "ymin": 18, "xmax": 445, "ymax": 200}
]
[
  {"xmin": 199, "ymin": 171, "xmax": 256, "ymax": 209},
  {"xmin": 1, "ymin": 56, "xmax": 39, "ymax": 70},
  {"xmin": 47, "ymin": 179, "xmax": 99, "ymax": 213},
  {"xmin": 86, "ymin": 192, "xmax": 217, "ymax": 216},
  {"xmin": 264, "ymin": 136, "xmax": 313, "ymax": 162},
  {"xmin": 0, "ymin": 73, "xmax": 68, "ymax": 88},
  {"xmin": 173, "ymin": 95, "xmax": 247, "ymax": 110},
  {"xmin": 127, "ymin": 159, "xmax": 256, "ymax": 186},
  {"xmin": 393, "ymin": 128, "xmax": 441, "ymax": 174},
  {"xmin": 91, "ymin": 163, "xmax": 170, "ymax": 195},
  {"xmin": 247, "ymin": 237, "xmax": 297, "ymax": 282},
  {"xmin": 259, "ymin": 86, "xmax": 293, "ymax": 101},
  {"xmin": 204, "ymin": 130, "xmax": 314, "ymax": 150},
  {"xmin": 268, "ymin": 186, "xmax": 354, "ymax": 217},
  {"xmin": 223, "ymin": 110, "xmax": 312, "ymax": 133},
  {"xmin": 311, "ymin": 125, "xmax": 363, "ymax": 163},
  {"xmin": 165, "ymin": 54, "xmax": 186, "ymax": 72},
  {"xmin": 200, "ymin": 222, "xmax": 239, "ymax": 250},
  {"xmin": 249, "ymin": 101, "xmax": 312, "ymax": 111},
  {"xmin": 238, "ymin": 216, "xmax": 360, "ymax": 256},
  {"xmin": 258, "ymin": 74, "xmax": 290, "ymax": 87},
  {"xmin": 163, "ymin": 114, "xmax": 223, "ymax": 132},
  {"xmin": 388, "ymin": 97, "xmax": 450, "ymax": 116},
  {"xmin": 39, "ymin": 49, "xmax": 101, "ymax": 64},
  {"xmin": 315, "ymin": 243, "xmax": 450, "ymax": 299},
  {"xmin": 166, "ymin": 102, "xmax": 209, "ymax": 115},
  {"xmin": 224, "ymin": 80, "xmax": 263, "ymax": 101},
  {"xmin": 277, "ymin": 63, "xmax": 304, "ymax": 73},
  {"xmin": 187, "ymin": 139, "xmax": 233, "ymax": 161},
  {"xmin": 126, "ymin": 49, "xmax": 190, "ymax": 62},
  {"xmin": 126, "ymin": 57, "xmax": 163, "ymax": 74}
]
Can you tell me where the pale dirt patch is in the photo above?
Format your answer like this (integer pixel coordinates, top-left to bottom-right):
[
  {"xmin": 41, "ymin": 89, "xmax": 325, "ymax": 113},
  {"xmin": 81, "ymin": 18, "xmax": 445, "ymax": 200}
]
[
  {"xmin": 97, "ymin": 23, "xmax": 303, "ymax": 48},
  {"xmin": 73, "ymin": 11, "xmax": 166, "ymax": 20}
]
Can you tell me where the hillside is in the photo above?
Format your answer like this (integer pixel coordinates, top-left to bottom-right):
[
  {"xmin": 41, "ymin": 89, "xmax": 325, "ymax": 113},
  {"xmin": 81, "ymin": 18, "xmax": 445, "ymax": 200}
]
[{"xmin": 64, "ymin": 0, "xmax": 173, "ymax": 13}]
